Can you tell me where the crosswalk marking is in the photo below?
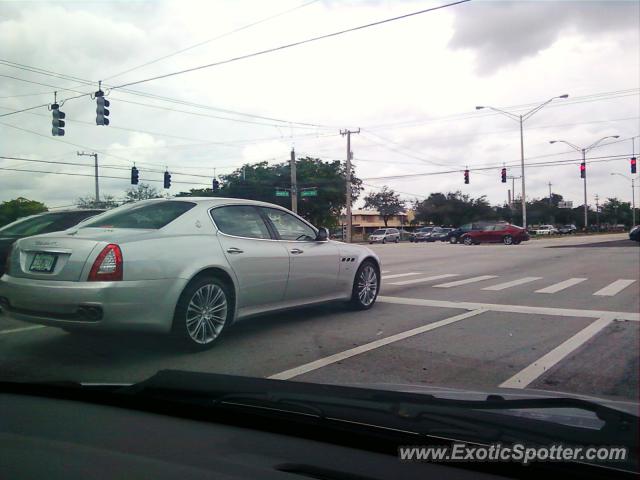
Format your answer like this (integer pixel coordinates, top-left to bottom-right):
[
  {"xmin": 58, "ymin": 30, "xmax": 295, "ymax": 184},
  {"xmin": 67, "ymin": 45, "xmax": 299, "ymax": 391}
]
[
  {"xmin": 433, "ymin": 275, "xmax": 498, "ymax": 288},
  {"xmin": 593, "ymin": 279, "xmax": 636, "ymax": 296},
  {"xmin": 388, "ymin": 274, "xmax": 459, "ymax": 286},
  {"xmin": 382, "ymin": 272, "xmax": 422, "ymax": 280},
  {"xmin": 482, "ymin": 277, "xmax": 542, "ymax": 291},
  {"xmin": 535, "ymin": 278, "xmax": 587, "ymax": 294}
]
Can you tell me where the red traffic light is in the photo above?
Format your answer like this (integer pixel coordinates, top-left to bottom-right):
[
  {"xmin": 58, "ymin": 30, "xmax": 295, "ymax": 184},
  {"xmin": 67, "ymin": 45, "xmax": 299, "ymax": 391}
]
[
  {"xmin": 464, "ymin": 169, "xmax": 469, "ymax": 184},
  {"xmin": 501, "ymin": 168, "xmax": 507, "ymax": 183},
  {"xmin": 632, "ymin": 157, "xmax": 637, "ymax": 174},
  {"xmin": 580, "ymin": 162, "xmax": 586, "ymax": 178}
]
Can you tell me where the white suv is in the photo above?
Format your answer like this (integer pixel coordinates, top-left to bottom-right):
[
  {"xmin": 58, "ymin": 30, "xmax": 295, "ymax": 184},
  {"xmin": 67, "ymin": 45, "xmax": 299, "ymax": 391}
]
[
  {"xmin": 535, "ymin": 225, "xmax": 558, "ymax": 235},
  {"xmin": 368, "ymin": 228, "xmax": 400, "ymax": 244}
]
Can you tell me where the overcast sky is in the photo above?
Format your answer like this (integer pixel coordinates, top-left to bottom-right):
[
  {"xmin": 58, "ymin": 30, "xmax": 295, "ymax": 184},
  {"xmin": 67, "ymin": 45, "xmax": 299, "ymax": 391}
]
[{"xmin": 1, "ymin": 0, "xmax": 638, "ymax": 211}]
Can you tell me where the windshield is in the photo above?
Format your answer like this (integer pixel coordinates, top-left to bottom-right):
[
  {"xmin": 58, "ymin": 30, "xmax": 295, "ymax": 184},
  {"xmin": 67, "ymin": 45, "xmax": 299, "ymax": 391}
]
[{"xmin": 1, "ymin": 0, "xmax": 638, "ymax": 473}]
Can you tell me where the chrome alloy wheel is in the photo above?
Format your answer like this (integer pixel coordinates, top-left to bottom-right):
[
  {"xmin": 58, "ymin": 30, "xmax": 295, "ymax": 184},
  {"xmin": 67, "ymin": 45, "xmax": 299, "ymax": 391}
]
[
  {"xmin": 186, "ymin": 284, "xmax": 228, "ymax": 345},
  {"xmin": 357, "ymin": 265, "xmax": 378, "ymax": 306}
]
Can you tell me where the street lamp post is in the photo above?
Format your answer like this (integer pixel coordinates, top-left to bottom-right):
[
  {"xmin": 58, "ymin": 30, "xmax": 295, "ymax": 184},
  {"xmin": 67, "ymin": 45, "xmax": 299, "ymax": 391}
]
[
  {"xmin": 476, "ymin": 94, "xmax": 569, "ymax": 229},
  {"xmin": 549, "ymin": 136, "xmax": 619, "ymax": 229},
  {"xmin": 610, "ymin": 173, "xmax": 637, "ymax": 227}
]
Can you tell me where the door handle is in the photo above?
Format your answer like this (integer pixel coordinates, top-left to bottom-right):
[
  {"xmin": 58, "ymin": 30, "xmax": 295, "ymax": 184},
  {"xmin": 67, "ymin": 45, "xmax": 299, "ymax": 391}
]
[
  {"xmin": 226, "ymin": 247, "xmax": 244, "ymax": 254},
  {"xmin": 290, "ymin": 248, "xmax": 304, "ymax": 255}
]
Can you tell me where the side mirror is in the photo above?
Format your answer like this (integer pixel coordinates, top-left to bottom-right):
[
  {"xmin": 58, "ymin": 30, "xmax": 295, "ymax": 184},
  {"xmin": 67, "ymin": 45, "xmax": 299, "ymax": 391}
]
[{"xmin": 315, "ymin": 227, "xmax": 329, "ymax": 242}]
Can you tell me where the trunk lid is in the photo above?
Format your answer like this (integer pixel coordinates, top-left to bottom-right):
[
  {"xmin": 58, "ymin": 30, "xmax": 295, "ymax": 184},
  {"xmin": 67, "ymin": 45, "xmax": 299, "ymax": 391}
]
[{"xmin": 9, "ymin": 228, "xmax": 153, "ymax": 281}]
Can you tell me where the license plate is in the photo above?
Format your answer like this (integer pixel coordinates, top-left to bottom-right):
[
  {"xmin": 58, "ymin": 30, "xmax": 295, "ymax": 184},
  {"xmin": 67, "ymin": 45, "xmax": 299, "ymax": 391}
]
[{"xmin": 29, "ymin": 253, "xmax": 58, "ymax": 273}]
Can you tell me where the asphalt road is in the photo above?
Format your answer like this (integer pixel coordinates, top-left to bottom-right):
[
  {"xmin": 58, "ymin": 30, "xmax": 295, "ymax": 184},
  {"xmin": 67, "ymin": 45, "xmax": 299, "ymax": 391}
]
[{"xmin": 1, "ymin": 233, "xmax": 638, "ymax": 405}]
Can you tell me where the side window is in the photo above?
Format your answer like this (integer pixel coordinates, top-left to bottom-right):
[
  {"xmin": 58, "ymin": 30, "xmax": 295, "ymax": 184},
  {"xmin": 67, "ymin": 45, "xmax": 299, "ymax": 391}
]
[
  {"xmin": 262, "ymin": 208, "xmax": 316, "ymax": 241},
  {"xmin": 211, "ymin": 206, "xmax": 271, "ymax": 239}
]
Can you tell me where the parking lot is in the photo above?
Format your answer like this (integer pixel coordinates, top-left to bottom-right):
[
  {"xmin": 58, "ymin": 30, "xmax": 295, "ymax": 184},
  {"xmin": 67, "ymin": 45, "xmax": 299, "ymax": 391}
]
[{"xmin": 1, "ymin": 233, "xmax": 638, "ymax": 404}]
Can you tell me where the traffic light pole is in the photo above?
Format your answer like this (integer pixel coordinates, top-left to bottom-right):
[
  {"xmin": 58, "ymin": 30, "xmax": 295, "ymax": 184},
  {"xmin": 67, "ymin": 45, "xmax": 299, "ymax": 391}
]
[
  {"xmin": 341, "ymin": 129, "xmax": 359, "ymax": 243},
  {"xmin": 519, "ymin": 116, "xmax": 527, "ymax": 228},
  {"xmin": 290, "ymin": 148, "xmax": 297, "ymax": 214},
  {"xmin": 582, "ymin": 149, "xmax": 588, "ymax": 229},
  {"xmin": 77, "ymin": 151, "xmax": 99, "ymax": 204}
]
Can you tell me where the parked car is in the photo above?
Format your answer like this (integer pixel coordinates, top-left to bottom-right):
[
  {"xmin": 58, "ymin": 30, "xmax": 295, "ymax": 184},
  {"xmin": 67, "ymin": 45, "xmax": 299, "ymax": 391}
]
[
  {"xmin": 558, "ymin": 224, "xmax": 577, "ymax": 234},
  {"xmin": 409, "ymin": 226, "xmax": 434, "ymax": 242},
  {"xmin": 459, "ymin": 224, "xmax": 530, "ymax": 245},
  {"xmin": 447, "ymin": 223, "xmax": 487, "ymax": 244},
  {"xmin": 426, "ymin": 227, "xmax": 453, "ymax": 242},
  {"xmin": 368, "ymin": 228, "xmax": 400, "ymax": 244},
  {"xmin": 534, "ymin": 225, "xmax": 558, "ymax": 235},
  {"xmin": 0, "ymin": 199, "xmax": 381, "ymax": 348},
  {"xmin": 630, "ymin": 225, "xmax": 640, "ymax": 242},
  {"xmin": 0, "ymin": 209, "xmax": 104, "ymax": 277}
]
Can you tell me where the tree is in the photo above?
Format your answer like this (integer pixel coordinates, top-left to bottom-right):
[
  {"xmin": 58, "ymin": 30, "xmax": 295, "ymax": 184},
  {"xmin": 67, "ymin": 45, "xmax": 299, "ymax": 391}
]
[
  {"xmin": 76, "ymin": 195, "xmax": 119, "ymax": 209},
  {"xmin": 413, "ymin": 191, "xmax": 497, "ymax": 226},
  {"xmin": 0, "ymin": 197, "xmax": 48, "ymax": 227},
  {"xmin": 363, "ymin": 187, "xmax": 405, "ymax": 227},
  {"xmin": 124, "ymin": 183, "xmax": 162, "ymax": 203},
  {"xmin": 176, "ymin": 157, "xmax": 363, "ymax": 228}
]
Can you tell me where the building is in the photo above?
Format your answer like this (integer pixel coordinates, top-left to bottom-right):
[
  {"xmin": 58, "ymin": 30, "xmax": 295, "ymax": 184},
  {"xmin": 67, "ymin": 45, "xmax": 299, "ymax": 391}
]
[{"xmin": 339, "ymin": 209, "xmax": 413, "ymax": 240}]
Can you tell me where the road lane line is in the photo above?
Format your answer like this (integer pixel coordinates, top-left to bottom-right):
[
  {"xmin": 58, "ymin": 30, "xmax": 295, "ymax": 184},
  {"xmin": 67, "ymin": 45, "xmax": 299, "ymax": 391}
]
[
  {"xmin": 388, "ymin": 274, "xmax": 459, "ymax": 286},
  {"xmin": 535, "ymin": 278, "xmax": 587, "ymax": 294},
  {"xmin": 381, "ymin": 270, "xmax": 391, "ymax": 274},
  {"xmin": 499, "ymin": 316, "xmax": 613, "ymax": 389},
  {"xmin": 377, "ymin": 296, "xmax": 640, "ymax": 321},
  {"xmin": 0, "ymin": 325, "xmax": 47, "ymax": 335},
  {"xmin": 381, "ymin": 272, "xmax": 422, "ymax": 280},
  {"xmin": 593, "ymin": 279, "xmax": 636, "ymax": 296},
  {"xmin": 268, "ymin": 309, "xmax": 486, "ymax": 381},
  {"xmin": 482, "ymin": 277, "xmax": 542, "ymax": 291},
  {"xmin": 433, "ymin": 275, "xmax": 498, "ymax": 288}
]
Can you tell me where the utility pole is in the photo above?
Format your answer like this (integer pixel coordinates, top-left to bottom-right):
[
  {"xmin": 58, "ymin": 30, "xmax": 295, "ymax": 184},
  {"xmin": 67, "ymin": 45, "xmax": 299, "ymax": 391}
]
[
  {"xmin": 290, "ymin": 148, "xmax": 298, "ymax": 214},
  {"xmin": 507, "ymin": 175, "xmax": 521, "ymax": 209},
  {"xmin": 77, "ymin": 151, "xmax": 99, "ymax": 205},
  {"xmin": 595, "ymin": 194, "xmax": 600, "ymax": 229},
  {"xmin": 548, "ymin": 182, "xmax": 553, "ymax": 205},
  {"xmin": 340, "ymin": 129, "xmax": 359, "ymax": 243}
]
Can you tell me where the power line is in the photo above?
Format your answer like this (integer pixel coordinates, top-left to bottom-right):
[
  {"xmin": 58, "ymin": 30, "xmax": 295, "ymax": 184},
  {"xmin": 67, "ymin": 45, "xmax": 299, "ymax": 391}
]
[{"xmin": 103, "ymin": 0, "xmax": 320, "ymax": 81}]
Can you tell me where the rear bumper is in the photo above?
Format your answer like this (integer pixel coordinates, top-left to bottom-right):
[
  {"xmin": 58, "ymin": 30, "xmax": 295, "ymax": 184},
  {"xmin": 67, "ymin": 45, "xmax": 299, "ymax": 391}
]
[{"xmin": 0, "ymin": 275, "xmax": 188, "ymax": 333}]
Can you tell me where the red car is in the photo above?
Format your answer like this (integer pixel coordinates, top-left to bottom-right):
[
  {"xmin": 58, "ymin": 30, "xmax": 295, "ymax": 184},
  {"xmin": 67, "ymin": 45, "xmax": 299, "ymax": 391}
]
[{"xmin": 459, "ymin": 224, "xmax": 529, "ymax": 245}]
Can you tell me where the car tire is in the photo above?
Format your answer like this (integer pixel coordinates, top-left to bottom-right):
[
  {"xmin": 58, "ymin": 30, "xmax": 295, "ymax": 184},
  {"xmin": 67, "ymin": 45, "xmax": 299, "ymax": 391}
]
[
  {"xmin": 395, "ymin": 237, "xmax": 400, "ymax": 243},
  {"xmin": 503, "ymin": 235, "xmax": 513, "ymax": 245},
  {"xmin": 382, "ymin": 238, "xmax": 386, "ymax": 244},
  {"xmin": 449, "ymin": 236, "xmax": 458, "ymax": 244},
  {"xmin": 350, "ymin": 260, "xmax": 379, "ymax": 310},
  {"xmin": 172, "ymin": 275, "xmax": 233, "ymax": 350},
  {"xmin": 513, "ymin": 239, "xmax": 521, "ymax": 245},
  {"xmin": 463, "ymin": 236, "xmax": 474, "ymax": 245}
]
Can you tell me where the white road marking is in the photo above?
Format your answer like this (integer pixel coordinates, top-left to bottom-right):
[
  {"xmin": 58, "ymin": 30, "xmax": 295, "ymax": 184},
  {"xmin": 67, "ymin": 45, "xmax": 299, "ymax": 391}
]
[
  {"xmin": 499, "ymin": 316, "xmax": 613, "ymax": 389},
  {"xmin": 0, "ymin": 325, "xmax": 47, "ymax": 335},
  {"xmin": 381, "ymin": 270, "xmax": 391, "ymax": 274},
  {"xmin": 381, "ymin": 272, "xmax": 422, "ymax": 280},
  {"xmin": 535, "ymin": 278, "xmax": 587, "ymax": 294},
  {"xmin": 433, "ymin": 275, "xmax": 498, "ymax": 288},
  {"xmin": 388, "ymin": 274, "xmax": 459, "ymax": 286},
  {"xmin": 268, "ymin": 309, "xmax": 486, "ymax": 381},
  {"xmin": 377, "ymin": 296, "xmax": 640, "ymax": 321},
  {"xmin": 482, "ymin": 277, "xmax": 543, "ymax": 291},
  {"xmin": 593, "ymin": 279, "xmax": 636, "ymax": 296}
]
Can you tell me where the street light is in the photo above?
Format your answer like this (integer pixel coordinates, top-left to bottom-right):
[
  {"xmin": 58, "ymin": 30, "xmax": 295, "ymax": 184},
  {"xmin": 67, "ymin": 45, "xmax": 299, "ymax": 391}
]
[
  {"xmin": 549, "ymin": 135, "xmax": 619, "ymax": 229},
  {"xmin": 476, "ymin": 94, "xmax": 569, "ymax": 228},
  {"xmin": 610, "ymin": 172, "xmax": 637, "ymax": 227}
]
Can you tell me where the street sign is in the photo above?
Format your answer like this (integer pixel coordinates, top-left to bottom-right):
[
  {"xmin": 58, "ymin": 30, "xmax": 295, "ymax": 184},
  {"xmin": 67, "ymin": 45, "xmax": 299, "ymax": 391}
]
[
  {"xmin": 275, "ymin": 190, "xmax": 290, "ymax": 197},
  {"xmin": 300, "ymin": 189, "xmax": 318, "ymax": 197},
  {"xmin": 558, "ymin": 201, "xmax": 573, "ymax": 209}
]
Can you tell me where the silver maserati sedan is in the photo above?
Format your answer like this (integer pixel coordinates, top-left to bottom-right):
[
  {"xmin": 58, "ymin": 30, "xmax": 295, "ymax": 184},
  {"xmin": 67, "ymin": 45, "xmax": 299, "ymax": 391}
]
[{"xmin": 0, "ymin": 198, "xmax": 381, "ymax": 349}]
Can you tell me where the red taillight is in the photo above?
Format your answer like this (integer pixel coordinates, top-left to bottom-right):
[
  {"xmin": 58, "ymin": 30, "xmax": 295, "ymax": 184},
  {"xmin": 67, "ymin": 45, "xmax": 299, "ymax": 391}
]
[{"xmin": 88, "ymin": 244, "xmax": 123, "ymax": 281}]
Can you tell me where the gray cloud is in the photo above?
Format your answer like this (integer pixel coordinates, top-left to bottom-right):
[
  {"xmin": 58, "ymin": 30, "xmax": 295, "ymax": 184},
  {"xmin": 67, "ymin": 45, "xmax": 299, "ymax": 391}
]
[{"xmin": 449, "ymin": 1, "xmax": 639, "ymax": 75}]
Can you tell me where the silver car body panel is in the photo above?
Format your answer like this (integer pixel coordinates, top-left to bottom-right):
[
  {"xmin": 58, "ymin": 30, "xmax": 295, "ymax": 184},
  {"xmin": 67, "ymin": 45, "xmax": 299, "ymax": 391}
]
[{"xmin": 0, "ymin": 198, "xmax": 380, "ymax": 333}]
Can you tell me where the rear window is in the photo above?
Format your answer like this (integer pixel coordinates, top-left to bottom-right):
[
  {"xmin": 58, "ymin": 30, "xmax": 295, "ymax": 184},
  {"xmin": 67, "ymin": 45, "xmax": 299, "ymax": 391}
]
[
  {"xmin": 81, "ymin": 201, "xmax": 195, "ymax": 229},
  {"xmin": 0, "ymin": 213, "xmax": 64, "ymax": 236}
]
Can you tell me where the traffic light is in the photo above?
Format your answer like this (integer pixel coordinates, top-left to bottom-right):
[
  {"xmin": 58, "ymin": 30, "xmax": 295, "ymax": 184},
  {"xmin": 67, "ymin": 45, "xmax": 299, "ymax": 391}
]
[
  {"xmin": 580, "ymin": 162, "xmax": 586, "ymax": 179},
  {"xmin": 163, "ymin": 170, "xmax": 171, "ymax": 189},
  {"xmin": 501, "ymin": 167, "xmax": 507, "ymax": 183},
  {"xmin": 95, "ymin": 90, "xmax": 110, "ymax": 126},
  {"xmin": 131, "ymin": 166, "xmax": 139, "ymax": 185},
  {"xmin": 632, "ymin": 157, "xmax": 637, "ymax": 174},
  {"xmin": 51, "ymin": 103, "xmax": 65, "ymax": 136},
  {"xmin": 464, "ymin": 169, "xmax": 469, "ymax": 184},
  {"xmin": 212, "ymin": 179, "xmax": 220, "ymax": 191}
]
